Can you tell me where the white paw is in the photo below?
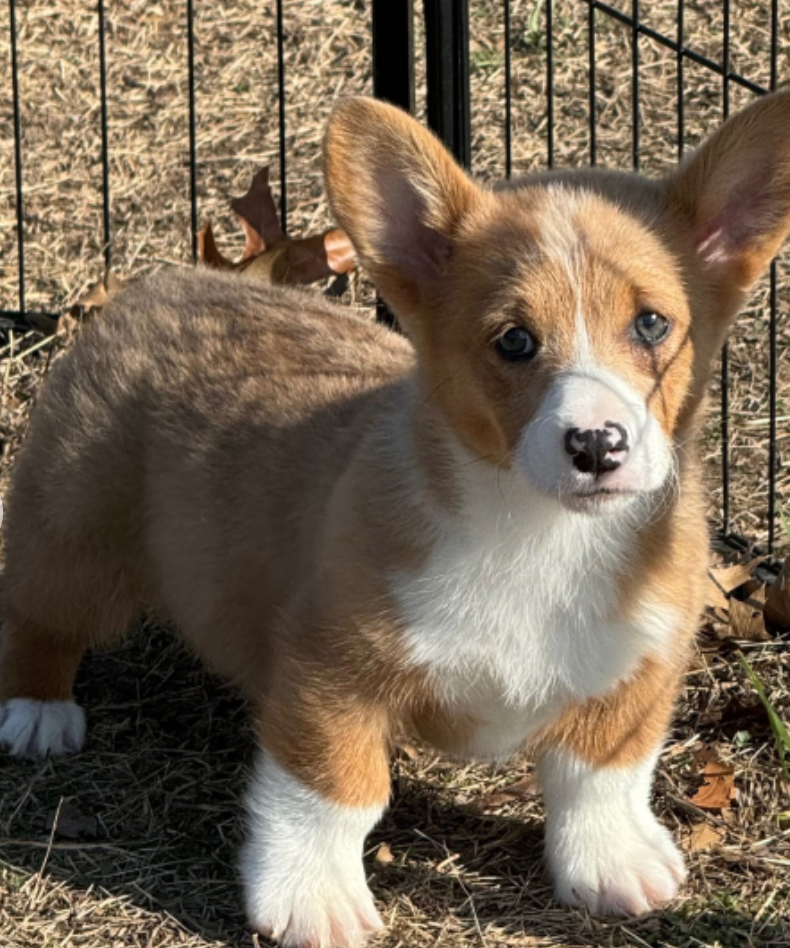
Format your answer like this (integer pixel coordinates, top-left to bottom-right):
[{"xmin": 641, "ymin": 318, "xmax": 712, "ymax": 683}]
[
  {"xmin": 242, "ymin": 847, "xmax": 382, "ymax": 948},
  {"xmin": 0, "ymin": 698, "xmax": 85, "ymax": 757},
  {"xmin": 539, "ymin": 748, "xmax": 686, "ymax": 917},
  {"xmin": 550, "ymin": 810, "xmax": 686, "ymax": 916},
  {"xmin": 242, "ymin": 752, "xmax": 385, "ymax": 947}
]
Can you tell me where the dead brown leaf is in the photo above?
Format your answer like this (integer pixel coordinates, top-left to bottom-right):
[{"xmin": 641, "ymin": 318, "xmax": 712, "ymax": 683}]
[
  {"xmin": 682, "ymin": 822, "xmax": 724, "ymax": 852},
  {"xmin": 229, "ymin": 167, "xmax": 284, "ymax": 257},
  {"xmin": 68, "ymin": 271, "xmax": 122, "ymax": 321},
  {"xmin": 764, "ymin": 557, "xmax": 790, "ymax": 628},
  {"xmin": 727, "ymin": 595, "xmax": 770, "ymax": 642},
  {"xmin": 323, "ymin": 227, "xmax": 357, "ymax": 275},
  {"xmin": 198, "ymin": 166, "xmax": 356, "ymax": 287},
  {"xmin": 690, "ymin": 753, "xmax": 737, "ymax": 810},
  {"xmin": 197, "ymin": 221, "xmax": 234, "ymax": 270},
  {"xmin": 709, "ymin": 558, "xmax": 763, "ymax": 595},
  {"xmin": 247, "ymin": 229, "xmax": 356, "ymax": 285},
  {"xmin": 478, "ymin": 774, "xmax": 539, "ymax": 811},
  {"xmin": 705, "ymin": 574, "xmax": 730, "ymax": 611},
  {"xmin": 742, "ymin": 578, "xmax": 766, "ymax": 600}
]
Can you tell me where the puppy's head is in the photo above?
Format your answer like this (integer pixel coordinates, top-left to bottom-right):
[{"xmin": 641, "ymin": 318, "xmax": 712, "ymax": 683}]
[{"xmin": 324, "ymin": 95, "xmax": 790, "ymax": 515}]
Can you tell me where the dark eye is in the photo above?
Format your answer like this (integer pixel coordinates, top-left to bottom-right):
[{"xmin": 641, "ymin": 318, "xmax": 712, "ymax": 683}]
[
  {"xmin": 495, "ymin": 327, "xmax": 537, "ymax": 361},
  {"xmin": 633, "ymin": 311, "xmax": 670, "ymax": 346}
]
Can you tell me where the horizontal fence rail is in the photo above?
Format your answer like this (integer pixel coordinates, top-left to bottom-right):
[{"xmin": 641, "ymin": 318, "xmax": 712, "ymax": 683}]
[{"xmin": 1, "ymin": 1, "xmax": 786, "ymax": 552}]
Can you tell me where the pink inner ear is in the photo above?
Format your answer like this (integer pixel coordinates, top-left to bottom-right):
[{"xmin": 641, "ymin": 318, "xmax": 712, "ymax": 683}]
[
  {"xmin": 375, "ymin": 170, "xmax": 454, "ymax": 284},
  {"xmin": 696, "ymin": 161, "xmax": 775, "ymax": 266},
  {"xmin": 388, "ymin": 225, "xmax": 453, "ymax": 284}
]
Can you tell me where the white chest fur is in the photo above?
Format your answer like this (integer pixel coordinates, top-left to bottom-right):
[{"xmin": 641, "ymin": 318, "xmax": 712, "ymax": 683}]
[{"xmin": 391, "ymin": 461, "xmax": 677, "ymax": 759}]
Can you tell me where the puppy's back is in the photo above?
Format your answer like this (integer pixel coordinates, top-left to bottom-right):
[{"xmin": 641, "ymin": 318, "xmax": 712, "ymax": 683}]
[{"xmin": 3, "ymin": 268, "xmax": 414, "ymax": 673}]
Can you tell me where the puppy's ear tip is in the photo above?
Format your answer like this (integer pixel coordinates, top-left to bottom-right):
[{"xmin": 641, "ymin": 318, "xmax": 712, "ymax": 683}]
[
  {"xmin": 326, "ymin": 95, "xmax": 367, "ymax": 126},
  {"xmin": 329, "ymin": 95, "xmax": 380, "ymax": 115},
  {"xmin": 326, "ymin": 96, "xmax": 400, "ymax": 138},
  {"xmin": 324, "ymin": 97, "xmax": 379, "ymax": 169}
]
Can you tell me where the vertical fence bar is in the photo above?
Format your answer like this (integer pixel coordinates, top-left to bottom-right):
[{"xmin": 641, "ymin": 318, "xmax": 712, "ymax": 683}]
[
  {"xmin": 186, "ymin": 0, "xmax": 198, "ymax": 261},
  {"xmin": 372, "ymin": 0, "xmax": 414, "ymax": 328},
  {"xmin": 424, "ymin": 0, "xmax": 471, "ymax": 168},
  {"xmin": 587, "ymin": 0, "xmax": 596, "ymax": 165},
  {"xmin": 676, "ymin": 0, "xmax": 684, "ymax": 160},
  {"xmin": 631, "ymin": 0, "xmax": 639, "ymax": 170},
  {"xmin": 97, "ymin": 0, "xmax": 112, "ymax": 269},
  {"xmin": 372, "ymin": 0, "xmax": 414, "ymax": 111},
  {"xmin": 768, "ymin": 259, "xmax": 778, "ymax": 549},
  {"xmin": 722, "ymin": 0, "xmax": 730, "ymax": 121},
  {"xmin": 275, "ymin": 0, "xmax": 287, "ymax": 232},
  {"xmin": 547, "ymin": 0, "xmax": 554, "ymax": 168},
  {"xmin": 504, "ymin": 0, "xmax": 511, "ymax": 178},
  {"xmin": 9, "ymin": 0, "xmax": 26, "ymax": 314},
  {"xmin": 768, "ymin": 0, "xmax": 779, "ymax": 549},
  {"xmin": 720, "ymin": 0, "xmax": 731, "ymax": 534}
]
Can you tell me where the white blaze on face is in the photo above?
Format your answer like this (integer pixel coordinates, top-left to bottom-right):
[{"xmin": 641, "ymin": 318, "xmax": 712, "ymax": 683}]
[
  {"xmin": 531, "ymin": 187, "xmax": 594, "ymax": 366},
  {"xmin": 514, "ymin": 187, "xmax": 675, "ymax": 509}
]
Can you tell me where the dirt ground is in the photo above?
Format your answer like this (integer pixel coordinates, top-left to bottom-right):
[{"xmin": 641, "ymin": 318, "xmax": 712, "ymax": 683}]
[{"xmin": 0, "ymin": 2, "xmax": 789, "ymax": 947}]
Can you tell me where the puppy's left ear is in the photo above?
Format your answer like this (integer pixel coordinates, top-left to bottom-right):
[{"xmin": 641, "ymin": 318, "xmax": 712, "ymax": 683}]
[{"xmin": 667, "ymin": 91, "xmax": 790, "ymax": 294}]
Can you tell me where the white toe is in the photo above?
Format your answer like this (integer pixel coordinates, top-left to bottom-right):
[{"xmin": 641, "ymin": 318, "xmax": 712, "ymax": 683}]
[
  {"xmin": 0, "ymin": 698, "xmax": 85, "ymax": 757},
  {"xmin": 555, "ymin": 827, "xmax": 682, "ymax": 916}
]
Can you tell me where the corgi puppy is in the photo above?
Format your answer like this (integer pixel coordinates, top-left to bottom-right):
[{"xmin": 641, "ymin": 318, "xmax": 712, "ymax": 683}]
[{"xmin": 2, "ymin": 93, "xmax": 790, "ymax": 948}]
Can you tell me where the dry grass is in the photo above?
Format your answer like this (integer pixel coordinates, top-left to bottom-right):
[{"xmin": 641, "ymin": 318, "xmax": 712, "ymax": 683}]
[{"xmin": 1, "ymin": 2, "xmax": 789, "ymax": 947}]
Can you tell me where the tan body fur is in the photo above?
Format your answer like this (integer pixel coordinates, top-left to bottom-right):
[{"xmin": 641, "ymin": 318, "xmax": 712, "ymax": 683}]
[
  {"xmin": 0, "ymin": 267, "xmax": 703, "ymax": 789},
  {"xmin": 4, "ymin": 93, "xmax": 790, "ymax": 947}
]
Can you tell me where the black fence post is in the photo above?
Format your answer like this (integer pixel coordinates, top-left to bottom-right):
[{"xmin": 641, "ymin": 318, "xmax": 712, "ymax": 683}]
[
  {"xmin": 97, "ymin": 0, "xmax": 112, "ymax": 270},
  {"xmin": 424, "ymin": 0, "xmax": 471, "ymax": 168},
  {"xmin": 372, "ymin": 0, "xmax": 415, "ymax": 112},
  {"xmin": 186, "ymin": 0, "xmax": 198, "ymax": 261},
  {"xmin": 9, "ymin": 0, "xmax": 26, "ymax": 316},
  {"xmin": 371, "ymin": 0, "xmax": 415, "ymax": 328}
]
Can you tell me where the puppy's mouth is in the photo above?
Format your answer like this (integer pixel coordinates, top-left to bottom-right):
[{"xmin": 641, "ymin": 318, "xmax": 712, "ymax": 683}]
[{"xmin": 560, "ymin": 487, "xmax": 639, "ymax": 514}]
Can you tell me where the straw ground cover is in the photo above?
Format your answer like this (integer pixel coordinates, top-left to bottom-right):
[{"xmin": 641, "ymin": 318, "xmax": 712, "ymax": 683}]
[{"xmin": 0, "ymin": 1, "xmax": 789, "ymax": 946}]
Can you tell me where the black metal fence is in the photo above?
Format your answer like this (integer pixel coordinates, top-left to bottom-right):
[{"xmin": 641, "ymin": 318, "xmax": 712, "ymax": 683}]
[{"xmin": 2, "ymin": 0, "xmax": 787, "ymax": 550}]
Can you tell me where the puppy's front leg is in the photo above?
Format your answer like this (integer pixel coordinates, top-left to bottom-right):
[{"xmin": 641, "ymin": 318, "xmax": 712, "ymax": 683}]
[
  {"xmin": 242, "ymin": 699, "xmax": 390, "ymax": 948},
  {"xmin": 536, "ymin": 659, "xmax": 686, "ymax": 916}
]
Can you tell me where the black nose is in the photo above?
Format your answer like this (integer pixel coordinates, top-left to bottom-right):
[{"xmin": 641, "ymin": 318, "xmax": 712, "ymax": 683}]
[{"xmin": 564, "ymin": 421, "xmax": 629, "ymax": 476}]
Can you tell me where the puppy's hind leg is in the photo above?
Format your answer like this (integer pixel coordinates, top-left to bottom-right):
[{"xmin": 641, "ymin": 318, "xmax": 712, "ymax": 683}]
[{"xmin": 0, "ymin": 541, "xmax": 139, "ymax": 758}]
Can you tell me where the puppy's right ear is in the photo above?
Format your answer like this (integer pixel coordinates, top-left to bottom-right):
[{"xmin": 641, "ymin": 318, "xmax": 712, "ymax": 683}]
[{"xmin": 324, "ymin": 97, "xmax": 482, "ymax": 327}]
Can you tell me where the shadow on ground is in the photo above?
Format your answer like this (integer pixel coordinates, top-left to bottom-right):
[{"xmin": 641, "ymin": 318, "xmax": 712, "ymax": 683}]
[{"xmin": 0, "ymin": 626, "xmax": 787, "ymax": 948}]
